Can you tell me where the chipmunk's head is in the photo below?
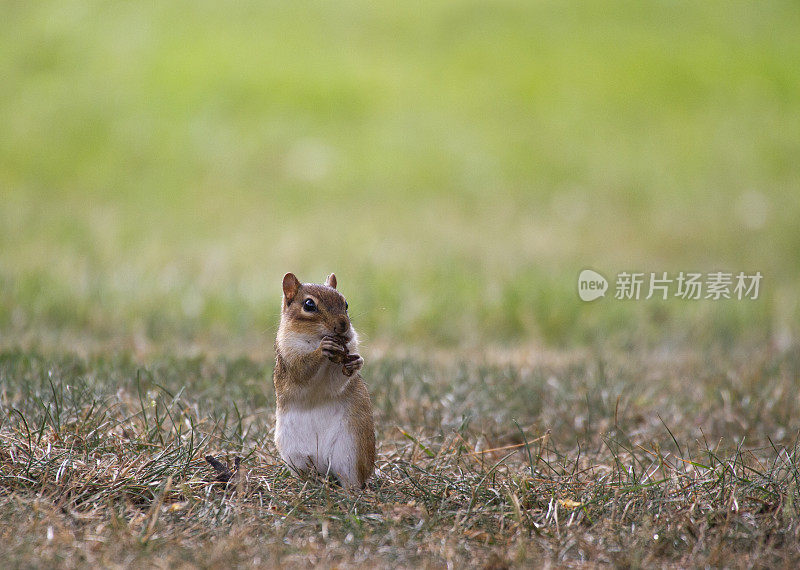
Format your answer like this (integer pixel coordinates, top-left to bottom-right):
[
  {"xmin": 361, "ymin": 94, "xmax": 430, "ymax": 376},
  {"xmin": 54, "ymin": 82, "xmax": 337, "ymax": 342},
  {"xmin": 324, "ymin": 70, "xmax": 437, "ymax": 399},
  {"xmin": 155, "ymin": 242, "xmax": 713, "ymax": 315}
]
[{"xmin": 280, "ymin": 272, "xmax": 353, "ymax": 341}]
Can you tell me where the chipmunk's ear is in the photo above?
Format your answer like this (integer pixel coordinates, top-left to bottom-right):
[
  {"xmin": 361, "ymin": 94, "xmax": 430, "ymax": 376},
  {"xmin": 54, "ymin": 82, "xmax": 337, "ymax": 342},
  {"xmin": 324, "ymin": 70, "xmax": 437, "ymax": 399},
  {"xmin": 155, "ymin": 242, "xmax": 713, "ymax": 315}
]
[
  {"xmin": 282, "ymin": 273, "xmax": 301, "ymax": 303},
  {"xmin": 325, "ymin": 273, "xmax": 337, "ymax": 289}
]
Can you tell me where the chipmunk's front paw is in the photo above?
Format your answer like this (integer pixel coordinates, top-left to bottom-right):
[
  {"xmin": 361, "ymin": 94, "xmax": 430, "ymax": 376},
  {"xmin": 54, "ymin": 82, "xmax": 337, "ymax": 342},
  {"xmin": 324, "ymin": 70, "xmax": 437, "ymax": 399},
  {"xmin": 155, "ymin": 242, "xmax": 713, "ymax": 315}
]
[
  {"xmin": 342, "ymin": 353, "xmax": 363, "ymax": 376},
  {"xmin": 320, "ymin": 335, "xmax": 347, "ymax": 363}
]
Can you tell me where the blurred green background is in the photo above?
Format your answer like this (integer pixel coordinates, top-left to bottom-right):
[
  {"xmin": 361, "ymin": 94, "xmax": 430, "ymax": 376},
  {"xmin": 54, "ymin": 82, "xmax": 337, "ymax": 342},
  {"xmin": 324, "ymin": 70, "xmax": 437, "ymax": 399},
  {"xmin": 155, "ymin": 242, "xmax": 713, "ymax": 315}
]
[{"xmin": 1, "ymin": 1, "xmax": 798, "ymax": 351}]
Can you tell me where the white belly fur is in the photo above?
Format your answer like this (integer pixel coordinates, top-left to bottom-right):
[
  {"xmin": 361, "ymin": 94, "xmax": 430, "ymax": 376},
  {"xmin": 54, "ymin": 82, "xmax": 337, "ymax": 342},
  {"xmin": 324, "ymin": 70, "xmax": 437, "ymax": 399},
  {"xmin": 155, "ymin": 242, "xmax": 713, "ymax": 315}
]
[{"xmin": 276, "ymin": 400, "xmax": 357, "ymax": 486}]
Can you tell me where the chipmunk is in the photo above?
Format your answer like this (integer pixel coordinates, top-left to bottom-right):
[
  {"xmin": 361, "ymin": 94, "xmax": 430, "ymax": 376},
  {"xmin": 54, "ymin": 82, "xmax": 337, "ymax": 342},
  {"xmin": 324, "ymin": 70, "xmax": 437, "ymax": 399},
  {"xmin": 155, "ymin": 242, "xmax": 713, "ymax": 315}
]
[{"xmin": 273, "ymin": 272, "xmax": 375, "ymax": 489}]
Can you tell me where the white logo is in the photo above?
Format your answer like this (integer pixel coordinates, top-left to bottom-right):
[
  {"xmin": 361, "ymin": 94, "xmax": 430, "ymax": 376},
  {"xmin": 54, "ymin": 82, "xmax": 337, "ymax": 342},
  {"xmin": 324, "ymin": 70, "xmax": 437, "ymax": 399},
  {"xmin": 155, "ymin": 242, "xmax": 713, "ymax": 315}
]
[{"xmin": 578, "ymin": 269, "xmax": 608, "ymax": 302}]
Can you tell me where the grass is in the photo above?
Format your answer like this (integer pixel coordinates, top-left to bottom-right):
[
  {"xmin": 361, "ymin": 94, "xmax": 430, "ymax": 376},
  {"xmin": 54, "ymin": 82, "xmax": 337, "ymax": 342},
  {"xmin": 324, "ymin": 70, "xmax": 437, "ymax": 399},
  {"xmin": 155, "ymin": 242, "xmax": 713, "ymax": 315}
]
[
  {"xmin": 2, "ymin": 1, "xmax": 799, "ymax": 347},
  {"xmin": 2, "ymin": 344, "xmax": 800, "ymax": 567},
  {"xmin": 2, "ymin": 1, "xmax": 800, "ymax": 566}
]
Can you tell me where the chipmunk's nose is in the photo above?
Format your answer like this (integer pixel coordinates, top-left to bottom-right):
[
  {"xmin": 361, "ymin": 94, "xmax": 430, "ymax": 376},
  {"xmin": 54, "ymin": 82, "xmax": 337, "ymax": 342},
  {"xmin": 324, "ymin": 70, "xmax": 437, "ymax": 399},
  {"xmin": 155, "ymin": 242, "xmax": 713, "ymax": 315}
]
[{"xmin": 334, "ymin": 317, "xmax": 349, "ymax": 335}]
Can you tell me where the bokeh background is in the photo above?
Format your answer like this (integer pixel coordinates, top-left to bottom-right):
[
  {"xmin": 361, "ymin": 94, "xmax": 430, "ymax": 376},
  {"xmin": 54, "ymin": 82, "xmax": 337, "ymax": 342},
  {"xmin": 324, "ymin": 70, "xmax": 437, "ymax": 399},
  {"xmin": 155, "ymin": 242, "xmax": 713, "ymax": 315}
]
[{"xmin": 2, "ymin": 1, "xmax": 798, "ymax": 352}]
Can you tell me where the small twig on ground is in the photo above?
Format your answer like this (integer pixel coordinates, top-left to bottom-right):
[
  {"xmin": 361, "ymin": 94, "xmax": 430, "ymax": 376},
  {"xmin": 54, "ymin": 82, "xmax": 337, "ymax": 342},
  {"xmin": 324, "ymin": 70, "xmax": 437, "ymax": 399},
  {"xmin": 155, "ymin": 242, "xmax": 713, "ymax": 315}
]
[{"xmin": 205, "ymin": 455, "xmax": 241, "ymax": 483}]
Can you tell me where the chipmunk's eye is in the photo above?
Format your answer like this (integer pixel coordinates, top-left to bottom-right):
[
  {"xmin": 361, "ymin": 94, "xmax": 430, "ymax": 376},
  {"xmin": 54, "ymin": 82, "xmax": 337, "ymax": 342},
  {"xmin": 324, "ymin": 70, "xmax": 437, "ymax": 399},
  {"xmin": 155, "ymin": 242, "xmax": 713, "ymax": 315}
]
[
  {"xmin": 302, "ymin": 298, "xmax": 317, "ymax": 312},
  {"xmin": 345, "ymin": 301, "xmax": 348, "ymax": 311}
]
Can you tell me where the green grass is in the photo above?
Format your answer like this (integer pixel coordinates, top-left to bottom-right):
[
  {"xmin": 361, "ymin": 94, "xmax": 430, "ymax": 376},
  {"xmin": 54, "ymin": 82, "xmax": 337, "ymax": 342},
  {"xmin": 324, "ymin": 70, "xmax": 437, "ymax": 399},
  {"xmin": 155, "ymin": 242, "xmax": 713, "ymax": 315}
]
[
  {"xmin": 2, "ymin": 1, "xmax": 800, "ymax": 566},
  {"xmin": 1, "ymin": 1, "xmax": 799, "ymax": 348}
]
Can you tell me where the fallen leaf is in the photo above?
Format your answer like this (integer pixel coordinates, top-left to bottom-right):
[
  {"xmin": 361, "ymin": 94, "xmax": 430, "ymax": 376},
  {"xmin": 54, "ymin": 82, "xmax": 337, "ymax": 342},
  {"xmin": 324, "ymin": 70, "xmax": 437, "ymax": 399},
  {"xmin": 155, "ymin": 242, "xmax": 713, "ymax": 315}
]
[{"xmin": 558, "ymin": 499, "xmax": 582, "ymax": 509}]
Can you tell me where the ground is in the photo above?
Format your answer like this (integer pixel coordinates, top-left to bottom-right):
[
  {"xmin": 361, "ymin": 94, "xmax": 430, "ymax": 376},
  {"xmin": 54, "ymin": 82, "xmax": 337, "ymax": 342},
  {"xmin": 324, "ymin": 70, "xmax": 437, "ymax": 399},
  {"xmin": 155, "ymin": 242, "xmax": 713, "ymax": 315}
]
[{"xmin": 2, "ymin": 342, "xmax": 799, "ymax": 567}]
